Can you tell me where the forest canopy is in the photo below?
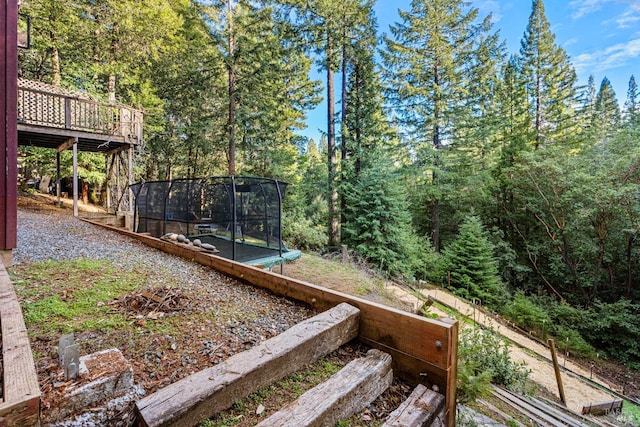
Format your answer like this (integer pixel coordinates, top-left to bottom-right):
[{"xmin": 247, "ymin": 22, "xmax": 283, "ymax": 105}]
[{"xmin": 17, "ymin": 0, "xmax": 640, "ymax": 367}]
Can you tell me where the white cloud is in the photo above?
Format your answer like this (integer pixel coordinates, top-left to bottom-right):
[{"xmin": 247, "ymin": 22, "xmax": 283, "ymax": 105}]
[
  {"xmin": 573, "ymin": 38, "xmax": 640, "ymax": 74},
  {"xmin": 616, "ymin": 10, "xmax": 640, "ymax": 28},
  {"xmin": 569, "ymin": 0, "xmax": 608, "ymax": 19},
  {"xmin": 570, "ymin": 0, "xmax": 640, "ymax": 29},
  {"xmin": 564, "ymin": 37, "xmax": 579, "ymax": 47}
]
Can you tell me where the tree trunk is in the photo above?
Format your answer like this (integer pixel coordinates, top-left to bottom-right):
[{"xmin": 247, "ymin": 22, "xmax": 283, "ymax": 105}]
[
  {"xmin": 82, "ymin": 181, "xmax": 89, "ymax": 205},
  {"xmin": 626, "ymin": 234, "xmax": 634, "ymax": 299},
  {"xmin": 327, "ymin": 36, "xmax": 339, "ymax": 248},
  {"xmin": 108, "ymin": 22, "xmax": 119, "ymax": 104},
  {"xmin": 354, "ymin": 63, "xmax": 362, "ymax": 175},
  {"xmin": 340, "ymin": 38, "xmax": 348, "ymax": 241},
  {"xmin": 535, "ymin": 74, "xmax": 542, "ymax": 148},
  {"xmin": 108, "ymin": 73, "xmax": 116, "ymax": 103},
  {"xmin": 50, "ymin": 32, "xmax": 61, "ymax": 86},
  {"xmin": 432, "ymin": 65, "xmax": 441, "ymax": 252},
  {"xmin": 227, "ymin": 0, "xmax": 236, "ymax": 175}
]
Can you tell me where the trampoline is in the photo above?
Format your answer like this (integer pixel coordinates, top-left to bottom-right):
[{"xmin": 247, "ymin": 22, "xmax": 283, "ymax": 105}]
[{"xmin": 130, "ymin": 176, "xmax": 301, "ymax": 268}]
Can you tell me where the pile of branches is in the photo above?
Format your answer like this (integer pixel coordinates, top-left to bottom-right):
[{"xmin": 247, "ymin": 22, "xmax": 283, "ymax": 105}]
[{"xmin": 111, "ymin": 286, "xmax": 190, "ymax": 316}]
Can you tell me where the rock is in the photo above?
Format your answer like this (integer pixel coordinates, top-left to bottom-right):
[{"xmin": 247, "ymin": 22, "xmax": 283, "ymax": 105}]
[
  {"xmin": 45, "ymin": 348, "xmax": 135, "ymax": 422},
  {"xmin": 193, "ymin": 239, "xmax": 202, "ymax": 247},
  {"xmin": 177, "ymin": 234, "xmax": 186, "ymax": 243},
  {"xmin": 201, "ymin": 243, "xmax": 216, "ymax": 251}
]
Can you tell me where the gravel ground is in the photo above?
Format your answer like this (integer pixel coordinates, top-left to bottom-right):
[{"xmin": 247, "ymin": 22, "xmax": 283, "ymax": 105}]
[{"xmin": 12, "ymin": 196, "xmax": 318, "ymax": 426}]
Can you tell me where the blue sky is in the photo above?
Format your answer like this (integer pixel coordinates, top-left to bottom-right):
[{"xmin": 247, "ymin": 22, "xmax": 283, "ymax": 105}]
[{"xmin": 301, "ymin": 0, "xmax": 640, "ymax": 143}]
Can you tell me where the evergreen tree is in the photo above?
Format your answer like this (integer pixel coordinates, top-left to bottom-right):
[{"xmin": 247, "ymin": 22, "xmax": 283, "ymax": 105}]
[
  {"xmin": 624, "ymin": 75, "xmax": 640, "ymax": 129},
  {"xmin": 593, "ymin": 77, "xmax": 621, "ymax": 143},
  {"xmin": 492, "ymin": 56, "xmax": 529, "ymax": 237},
  {"xmin": 519, "ymin": 0, "xmax": 579, "ymax": 148},
  {"xmin": 382, "ymin": 0, "xmax": 490, "ymax": 251},
  {"xmin": 443, "ymin": 215, "xmax": 507, "ymax": 307},
  {"xmin": 580, "ymin": 75, "xmax": 598, "ymax": 142},
  {"xmin": 342, "ymin": 149, "xmax": 434, "ymax": 279}
]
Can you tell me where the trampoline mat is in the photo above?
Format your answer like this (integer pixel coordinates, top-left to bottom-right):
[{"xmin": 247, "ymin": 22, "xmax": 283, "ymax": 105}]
[{"xmin": 192, "ymin": 234, "xmax": 283, "ymax": 263}]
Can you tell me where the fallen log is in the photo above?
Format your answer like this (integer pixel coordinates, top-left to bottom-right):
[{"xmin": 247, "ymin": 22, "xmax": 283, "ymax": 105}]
[
  {"xmin": 135, "ymin": 302, "xmax": 360, "ymax": 427},
  {"xmin": 255, "ymin": 349, "xmax": 392, "ymax": 427}
]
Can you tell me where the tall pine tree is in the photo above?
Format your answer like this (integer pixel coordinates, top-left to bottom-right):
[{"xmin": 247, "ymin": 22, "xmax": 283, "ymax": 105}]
[
  {"xmin": 382, "ymin": 0, "xmax": 491, "ymax": 251},
  {"xmin": 519, "ymin": 0, "xmax": 579, "ymax": 148}
]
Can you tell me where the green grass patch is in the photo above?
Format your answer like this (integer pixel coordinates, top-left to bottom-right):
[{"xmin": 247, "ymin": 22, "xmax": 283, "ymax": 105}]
[
  {"xmin": 11, "ymin": 258, "xmax": 146, "ymax": 336},
  {"xmin": 288, "ymin": 253, "xmax": 400, "ymax": 306},
  {"xmin": 623, "ymin": 400, "xmax": 640, "ymax": 425}
]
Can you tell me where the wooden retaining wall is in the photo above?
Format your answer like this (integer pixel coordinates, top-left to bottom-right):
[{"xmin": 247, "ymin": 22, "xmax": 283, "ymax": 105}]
[
  {"xmin": 85, "ymin": 220, "xmax": 459, "ymax": 427},
  {"xmin": 0, "ymin": 264, "xmax": 40, "ymax": 426}
]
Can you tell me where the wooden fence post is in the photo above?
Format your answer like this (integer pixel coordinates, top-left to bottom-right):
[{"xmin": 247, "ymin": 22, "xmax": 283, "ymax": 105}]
[{"xmin": 548, "ymin": 339, "xmax": 566, "ymax": 405}]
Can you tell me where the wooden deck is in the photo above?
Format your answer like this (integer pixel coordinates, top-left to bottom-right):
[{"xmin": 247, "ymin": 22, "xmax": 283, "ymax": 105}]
[{"xmin": 17, "ymin": 78, "xmax": 142, "ymax": 153}]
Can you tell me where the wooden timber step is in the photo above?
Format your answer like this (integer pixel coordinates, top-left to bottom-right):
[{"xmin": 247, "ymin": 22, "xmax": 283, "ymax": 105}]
[
  {"xmin": 135, "ymin": 302, "xmax": 360, "ymax": 427},
  {"xmin": 0, "ymin": 263, "xmax": 41, "ymax": 426},
  {"xmin": 491, "ymin": 386, "xmax": 593, "ymax": 427},
  {"xmin": 382, "ymin": 383, "xmax": 446, "ymax": 427},
  {"xmin": 256, "ymin": 349, "xmax": 393, "ymax": 427}
]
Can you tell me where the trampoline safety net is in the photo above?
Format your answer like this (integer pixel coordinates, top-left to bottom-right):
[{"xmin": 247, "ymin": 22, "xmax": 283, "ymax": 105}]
[{"xmin": 130, "ymin": 176, "xmax": 301, "ymax": 267}]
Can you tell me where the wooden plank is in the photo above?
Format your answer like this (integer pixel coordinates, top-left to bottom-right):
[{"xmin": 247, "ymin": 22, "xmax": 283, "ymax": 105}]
[
  {"xmin": 477, "ymin": 399, "xmax": 525, "ymax": 427},
  {"xmin": 17, "ymin": 123, "xmax": 128, "ymax": 144},
  {"xmin": 0, "ymin": 264, "xmax": 41, "ymax": 426},
  {"xmin": 86, "ymin": 220, "xmax": 458, "ymax": 427},
  {"xmin": 522, "ymin": 395, "xmax": 591, "ymax": 427},
  {"xmin": 440, "ymin": 317, "xmax": 458, "ymax": 427},
  {"xmin": 491, "ymin": 386, "xmax": 569, "ymax": 427},
  {"xmin": 581, "ymin": 400, "xmax": 623, "ymax": 416},
  {"xmin": 382, "ymin": 384, "xmax": 445, "ymax": 427},
  {"xmin": 55, "ymin": 137, "xmax": 76, "ymax": 153},
  {"xmin": 539, "ymin": 397, "xmax": 609, "ymax": 427},
  {"xmin": 136, "ymin": 302, "xmax": 360, "ymax": 427},
  {"xmin": 256, "ymin": 349, "xmax": 393, "ymax": 427}
]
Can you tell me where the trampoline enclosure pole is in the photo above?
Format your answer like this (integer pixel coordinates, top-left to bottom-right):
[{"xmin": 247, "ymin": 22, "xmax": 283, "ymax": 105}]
[
  {"xmin": 276, "ymin": 180, "xmax": 283, "ymax": 259},
  {"xmin": 231, "ymin": 176, "xmax": 237, "ymax": 261}
]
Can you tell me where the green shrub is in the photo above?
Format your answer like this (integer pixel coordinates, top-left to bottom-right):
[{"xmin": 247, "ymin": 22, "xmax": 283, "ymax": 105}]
[
  {"xmin": 579, "ymin": 300, "xmax": 640, "ymax": 368},
  {"xmin": 503, "ymin": 291, "xmax": 551, "ymax": 336},
  {"xmin": 551, "ymin": 326, "xmax": 596, "ymax": 359},
  {"xmin": 282, "ymin": 210, "xmax": 327, "ymax": 251},
  {"xmin": 457, "ymin": 326, "xmax": 531, "ymax": 403}
]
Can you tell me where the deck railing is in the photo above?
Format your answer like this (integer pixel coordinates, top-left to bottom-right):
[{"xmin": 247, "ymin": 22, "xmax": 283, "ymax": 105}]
[{"xmin": 17, "ymin": 82, "xmax": 143, "ymax": 144}]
